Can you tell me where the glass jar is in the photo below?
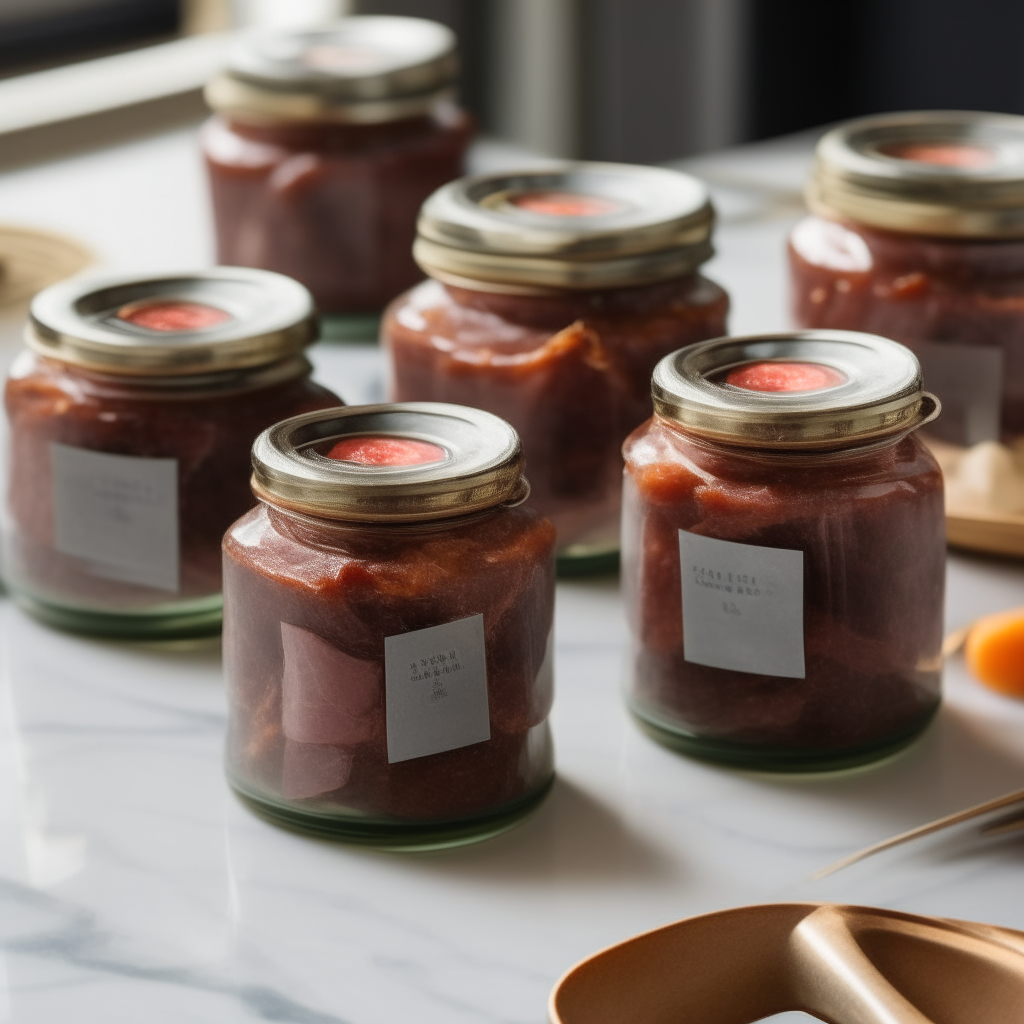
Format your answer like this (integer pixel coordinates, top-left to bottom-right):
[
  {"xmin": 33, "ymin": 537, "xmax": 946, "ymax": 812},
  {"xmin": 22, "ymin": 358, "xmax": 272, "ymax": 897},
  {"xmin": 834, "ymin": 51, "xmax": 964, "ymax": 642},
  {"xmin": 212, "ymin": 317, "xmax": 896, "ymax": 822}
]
[
  {"xmin": 383, "ymin": 164, "xmax": 729, "ymax": 572},
  {"xmin": 202, "ymin": 16, "xmax": 473, "ymax": 337},
  {"xmin": 223, "ymin": 402, "xmax": 556, "ymax": 847},
  {"xmin": 2, "ymin": 268, "xmax": 341, "ymax": 638},
  {"xmin": 622, "ymin": 330, "xmax": 945, "ymax": 771},
  {"xmin": 789, "ymin": 110, "xmax": 1024, "ymax": 445}
]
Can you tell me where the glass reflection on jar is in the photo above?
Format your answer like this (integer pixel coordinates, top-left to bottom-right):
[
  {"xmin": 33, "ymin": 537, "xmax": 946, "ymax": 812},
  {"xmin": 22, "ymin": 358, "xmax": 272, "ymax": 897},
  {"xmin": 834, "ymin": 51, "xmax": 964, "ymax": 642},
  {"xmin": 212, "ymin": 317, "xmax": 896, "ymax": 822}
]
[
  {"xmin": 202, "ymin": 16, "xmax": 473, "ymax": 337},
  {"xmin": 622, "ymin": 330, "xmax": 945, "ymax": 771},
  {"xmin": 2, "ymin": 268, "xmax": 341, "ymax": 638},
  {"xmin": 790, "ymin": 110, "xmax": 1024, "ymax": 446},
  {"xmin": 222, "ymin": 402, "xmax": 556, "ymax": 847},
  {"xmin": 383, "ymin": 164, "xmax": 730, "ymax": 571}
]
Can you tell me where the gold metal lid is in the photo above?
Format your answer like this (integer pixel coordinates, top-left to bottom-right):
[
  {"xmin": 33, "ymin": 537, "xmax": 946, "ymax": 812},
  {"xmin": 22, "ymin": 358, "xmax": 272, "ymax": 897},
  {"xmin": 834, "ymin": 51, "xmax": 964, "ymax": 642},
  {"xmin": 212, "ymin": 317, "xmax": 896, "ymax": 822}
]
[
  {"xmin": 414, "ymin": 164, "xmax": 715, "ymax": 293},
  {"xmin": 251, "ymin": 402, "xmax": 528, "ymax": 522},
  {"xmin": 28, "ymin": 267, "xmax": 317, "ymax": 377},
  {"xmin": 808, "ymin": 110, "xmax": 1024, "ymax": 238},
  {"xmin": 206, "ymin": 16, "xmax": 458, "ymax": 124},
  {"xmin": 652, "ymin": 330, "xmax": 939, "ymax": 450}
]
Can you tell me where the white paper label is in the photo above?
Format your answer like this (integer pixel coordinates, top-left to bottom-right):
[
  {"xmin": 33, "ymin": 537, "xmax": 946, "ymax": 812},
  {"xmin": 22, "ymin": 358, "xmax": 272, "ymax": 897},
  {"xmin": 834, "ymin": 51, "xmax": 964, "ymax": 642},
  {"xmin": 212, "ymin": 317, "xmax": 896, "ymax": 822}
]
[
  {"xmin": 916, "ymin": 340, "xmax": 1002, "ymax": 446},
  {"xmin": 51, "ymin": 443, "xmax": 179, "ymax": 592},
  {"xmin": 384, "ymin": 613, "xmax": 490, "ymax": 764},
  {"xmin": 679, "ymin": 530, "xmax": 805, "ymax": 679}
]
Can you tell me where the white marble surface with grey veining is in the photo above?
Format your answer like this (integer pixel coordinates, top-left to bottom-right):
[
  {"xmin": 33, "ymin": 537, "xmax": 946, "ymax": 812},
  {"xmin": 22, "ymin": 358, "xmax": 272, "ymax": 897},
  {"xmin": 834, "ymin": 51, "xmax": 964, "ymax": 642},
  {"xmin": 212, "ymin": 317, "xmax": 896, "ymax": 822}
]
[{"xmin": 0, "ymin": 127, "xmax": 1021, "ymax": 1023}]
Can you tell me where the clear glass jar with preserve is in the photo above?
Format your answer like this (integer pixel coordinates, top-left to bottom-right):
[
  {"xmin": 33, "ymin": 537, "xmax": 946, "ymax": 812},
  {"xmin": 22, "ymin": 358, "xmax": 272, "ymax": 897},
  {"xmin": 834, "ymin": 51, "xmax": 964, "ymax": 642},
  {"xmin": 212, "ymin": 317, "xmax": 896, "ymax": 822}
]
[
  {"xmin": 790, "ymin": 110, "xmax": 1024, "ymax": 445},
  {"xmin": 202, "ymin": 16, "xmax": 473, "ymax": 338},
  {"xmin": 383, "ymin": 164, "xmax": 729, "ymax": 571},
  {"xmin": 222, "ymin": 402, "xmax": 556, "ymax": 847},
  {"xmin": 622, "ymin": 330, "xmax": 945, "ymax": 771},
  {"xmin": 2, "ymin": 268, "xmax": 341, "ymax": 638}
]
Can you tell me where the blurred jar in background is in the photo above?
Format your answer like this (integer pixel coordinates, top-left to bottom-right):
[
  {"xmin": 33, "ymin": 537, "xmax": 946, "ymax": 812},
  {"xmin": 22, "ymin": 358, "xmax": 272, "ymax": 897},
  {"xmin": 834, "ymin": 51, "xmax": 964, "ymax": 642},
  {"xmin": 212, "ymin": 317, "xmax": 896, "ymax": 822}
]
[
  {"xmin": 383, "ymin": 164, "xmax": 729, "ymax": 572},
  {"xmin": 223, "ymin": 403, "xmax": 555, "ymax": 846},
  {"xmin": 2, "ymin": 268, "xmax": 341, "ymax": 639},
  {"xmin": 622, "ymin": 330, "xmax": 945, "ymax": 771},
  {"xmin": 202, "ymin": 16, "xmax": 473, "ymax": 339},
  {"xmin": 790, "ymin": 110, "xmax": 1024, "ymax": 447}
]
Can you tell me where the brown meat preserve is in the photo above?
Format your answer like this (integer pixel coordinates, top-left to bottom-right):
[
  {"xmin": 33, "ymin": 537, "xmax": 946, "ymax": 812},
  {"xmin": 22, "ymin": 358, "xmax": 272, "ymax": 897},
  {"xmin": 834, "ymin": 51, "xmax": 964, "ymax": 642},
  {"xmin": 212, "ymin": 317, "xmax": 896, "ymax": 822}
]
[
  {"xmin": 622, "ymin": 331, "xmax": 945, "ymax": 771},
  {"xmin": 2, "ymin": 268, "xmax": 341, "ymax": 638},
  {"xmin": 222, "ymin": 403, "xmax": 556, "ymax": 847},
  {"xmin": 790, "ymin": 111, "xmax": 1024, "ymax": 445},
  {"xmin": 383, "ymin": 164, "xmax": 729, "ymax": 570},
  {"xmin": 202, "ymin": 17, "xmax": 472, "ymax": 334}
]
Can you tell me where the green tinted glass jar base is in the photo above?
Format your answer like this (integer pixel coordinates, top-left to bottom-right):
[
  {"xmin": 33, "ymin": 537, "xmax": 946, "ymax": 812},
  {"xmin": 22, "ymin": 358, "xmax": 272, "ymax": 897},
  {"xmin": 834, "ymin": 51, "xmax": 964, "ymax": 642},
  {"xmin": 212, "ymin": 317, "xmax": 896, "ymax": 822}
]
[
  {"xmin": 7, "ymin": 585, "xmax": 223, "ymax": 640},
  {"xmin": 230, "ymin": 773, "xmax": 555, "ymax": 851},
  {"xmin": 319, "ymin": 312, "xmax": 382, "ymax": 344},
  {"xmin": 629, "ymin": 700, "xmax": 940, "ymax": 774},
  {"xmin": 556, "ymin": 541, "xmax": 620, "ymax": 578}
]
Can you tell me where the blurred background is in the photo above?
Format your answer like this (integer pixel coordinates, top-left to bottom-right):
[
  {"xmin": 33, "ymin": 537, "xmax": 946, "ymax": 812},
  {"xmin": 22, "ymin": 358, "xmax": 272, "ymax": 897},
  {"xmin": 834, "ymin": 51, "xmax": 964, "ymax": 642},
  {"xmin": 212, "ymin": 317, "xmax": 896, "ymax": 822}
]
[{"xmin": 1, "ymin": 0, "xmax": 1022, "ymax": 161}]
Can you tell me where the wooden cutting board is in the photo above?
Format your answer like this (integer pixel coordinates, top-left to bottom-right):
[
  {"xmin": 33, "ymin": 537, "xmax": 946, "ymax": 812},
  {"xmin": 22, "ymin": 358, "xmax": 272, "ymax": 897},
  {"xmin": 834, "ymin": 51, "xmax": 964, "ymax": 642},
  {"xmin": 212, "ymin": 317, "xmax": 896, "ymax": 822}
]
[
  {"xmin": 946, "ymin": 506, "xmax": 1024, "ymax": 558},
  {"xmin": 924, "ymin": 437, "xmax": 1024, "ymax": 559}
]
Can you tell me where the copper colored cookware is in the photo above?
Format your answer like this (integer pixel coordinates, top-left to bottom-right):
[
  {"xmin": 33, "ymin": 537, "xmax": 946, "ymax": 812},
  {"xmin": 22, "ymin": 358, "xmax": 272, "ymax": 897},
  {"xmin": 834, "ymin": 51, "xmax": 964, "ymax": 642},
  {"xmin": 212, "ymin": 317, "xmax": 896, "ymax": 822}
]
[{"xmin": 550, "ymin": 902, "xmax": 1024, "ymax": 1024}]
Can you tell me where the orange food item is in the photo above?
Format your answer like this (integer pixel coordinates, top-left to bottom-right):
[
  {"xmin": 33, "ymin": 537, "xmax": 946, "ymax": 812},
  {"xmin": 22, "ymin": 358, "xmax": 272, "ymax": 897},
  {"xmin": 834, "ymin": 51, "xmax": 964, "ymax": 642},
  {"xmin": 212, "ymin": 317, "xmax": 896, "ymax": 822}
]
[
  {"xmin": 724, "ymin": 360, "xmax": 845, "ymax": 392},
  {"xmin": 118, "ymin": 301, "xmax": 231, "ymax": 331},
  {"xmin": 881, "ymin": 142, "xmax": 995, "ymax": 168},
  {"xmin": 510, "ymin": 191, "xmax": 623, "ymax": 216},
  {"xmin": 326, "ymin": 436, "xmax": 445, "ymax": 465},
  {"xmin": 965, "ymin": 608, "xmax": 1024, "ymax": 697}
]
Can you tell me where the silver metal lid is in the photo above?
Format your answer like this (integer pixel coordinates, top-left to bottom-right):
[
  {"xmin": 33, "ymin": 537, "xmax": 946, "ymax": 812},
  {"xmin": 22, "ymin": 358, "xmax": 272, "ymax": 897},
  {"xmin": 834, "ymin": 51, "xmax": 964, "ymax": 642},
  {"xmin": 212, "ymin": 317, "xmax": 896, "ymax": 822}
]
[
  {"xmin": 206, "ymin": 16, "xmax": 458, "ymax": 124},
  {"xmin": 414, "ymin": 163, "xmax": 715, "ymax": 293},
  {"xmin": 652, "ymin": 330, "xmax": 939, "ymax": 450},
  {"xmin": 808, "ymin": 110, "xmax": 1024, "ymax": 238},
  {"xmin": 251, "ymin": 402, "xmax": 527, "ymax": 522},
  {"xmin": 27, "ymin": 267, "xmax": 317, "ymax": 377}
]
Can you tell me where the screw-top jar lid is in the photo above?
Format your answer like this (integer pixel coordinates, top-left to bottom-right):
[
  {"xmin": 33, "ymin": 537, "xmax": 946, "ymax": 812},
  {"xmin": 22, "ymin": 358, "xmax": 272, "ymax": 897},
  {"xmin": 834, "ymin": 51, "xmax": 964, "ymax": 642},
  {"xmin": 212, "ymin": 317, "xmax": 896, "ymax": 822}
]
[
  {"xmin": 28, "ymin": 267, "xmax": 317, "ymax": 377},
  {"xmin": 251, "ymin": 402, "xmax": 527, "ymax": 522},
  {"xmin": 205, "ymin": 16, "xmax": 458, "ymax": 124},
  {"xmin": 808, "ymin": 110, "xmax": 1024, "ymax": 238},
  {"xmin": 652, "ymin": 330, "xmax": 939, "ymax": 450},
  {"xmin": 413, "ymin": 163, "xmax": 715, "ymax": 293}
]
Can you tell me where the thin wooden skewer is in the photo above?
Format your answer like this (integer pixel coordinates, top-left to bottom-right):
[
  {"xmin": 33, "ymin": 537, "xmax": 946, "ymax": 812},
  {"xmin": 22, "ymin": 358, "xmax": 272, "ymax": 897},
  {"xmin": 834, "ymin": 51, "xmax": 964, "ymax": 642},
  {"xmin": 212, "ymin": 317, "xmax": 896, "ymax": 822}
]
[
  {"xmin": 811, "ymin": 620, "xmax": 1024, "ymax": 879},
  {"xmin": 941, "ymin": 623, "xmax": 972, "ymax": 657},
  {"xmin": 812, "ymin": 788, "xmax": 1024, "ymax": 880}
]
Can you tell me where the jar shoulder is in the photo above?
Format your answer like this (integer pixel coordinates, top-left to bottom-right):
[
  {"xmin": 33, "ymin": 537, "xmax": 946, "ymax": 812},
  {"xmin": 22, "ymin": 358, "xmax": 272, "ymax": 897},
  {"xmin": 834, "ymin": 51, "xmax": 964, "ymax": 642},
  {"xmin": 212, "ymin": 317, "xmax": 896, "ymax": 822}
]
[
  {"xmin": 224, "ymin": 503, "xmax": 556, "ymax": 596},
  {"xmin": 201, "ymin": 104, "xmax": 473, "ymax": 167},
  {"xmin": 383, "ymin": 275, "xmax": 730, "ymax": 347},
  {"xmin": 624, "ymin": 417, "xmax": 943, "ymax": 506},
  {"xmin": 5, "ymin": 354, "xmax": 340, "ymax": 453},
  {"xmin": 789, "ymin": 213, "xmax": 1024, "ymax": 279}
]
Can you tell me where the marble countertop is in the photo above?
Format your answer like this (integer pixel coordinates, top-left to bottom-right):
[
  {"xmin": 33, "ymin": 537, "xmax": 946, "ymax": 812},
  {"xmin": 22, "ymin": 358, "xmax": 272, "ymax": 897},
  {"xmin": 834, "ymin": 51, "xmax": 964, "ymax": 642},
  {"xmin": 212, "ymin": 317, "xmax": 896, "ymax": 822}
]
[{"xmin": 0, "ymin": 127, "xmax": 1022, "ymax": 1024}]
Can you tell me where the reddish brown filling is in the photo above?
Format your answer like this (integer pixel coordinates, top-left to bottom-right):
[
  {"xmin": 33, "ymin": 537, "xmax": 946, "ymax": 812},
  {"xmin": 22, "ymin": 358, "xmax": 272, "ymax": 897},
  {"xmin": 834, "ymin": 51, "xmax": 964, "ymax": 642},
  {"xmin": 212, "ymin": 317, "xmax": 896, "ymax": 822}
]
[
  {"xmin": 510, "ymin": 191, "xmax": 623, "ymax": 217},
  {"xmin": 788, "ymin": 214, "xmax": 1024, "ymax": 438},
  {"xmin": 118, "ymin": 301, "xmax": 231, "ymax": 332},
  {"xmin": 880, "ymin": 142, "xmax": 994, "ymax": 168},
  {"xmin": 201, "ymin": 106, "xmax": 473, "ymax": 314},
  {"xmin": 724, "ymin": 360, "xmax": 845, "ymax": 392},
  {"xmin": 222, "ymin": 503, "xmax": 556, "ymax": 821},
  {"xmin": 4, "ymin": 356, "xmax": 341, "ymax": 610},
  {"xmin": 326, "ymin": 435, "xmax": 446, "ymax": 466},
  {"xmin": 622, "ymin": 416, "xmax": 944, "ymax": 754},
  {"xmin": 383, "ymin": 274, "xmax": 729, "ymax": 553}
]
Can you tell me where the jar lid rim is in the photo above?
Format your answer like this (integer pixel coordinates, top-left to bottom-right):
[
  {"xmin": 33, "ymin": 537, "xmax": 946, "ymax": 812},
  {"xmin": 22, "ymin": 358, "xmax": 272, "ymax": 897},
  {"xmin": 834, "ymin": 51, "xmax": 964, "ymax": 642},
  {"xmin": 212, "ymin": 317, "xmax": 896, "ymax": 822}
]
[
  {"xmin": 29, "ymin": 267, "xmax": 317, "ymax": 376},
  {"xmin": 809, "ymin": 110, "xmax": 1024, "ymax": 238},
  {"xmin": 251, "ymin": 402, "xmax": 527, "ymax": 522},
  {"xmin": 207, "ymin": 16, "xmax": 458, "ymax": 122},
  {"xmin": 414, "ymin": 163, "xmax": 715, "ymax": 291},
  {"xmin": 652, "ymin": 330, "xmax": 935, "ymax": 449}
]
